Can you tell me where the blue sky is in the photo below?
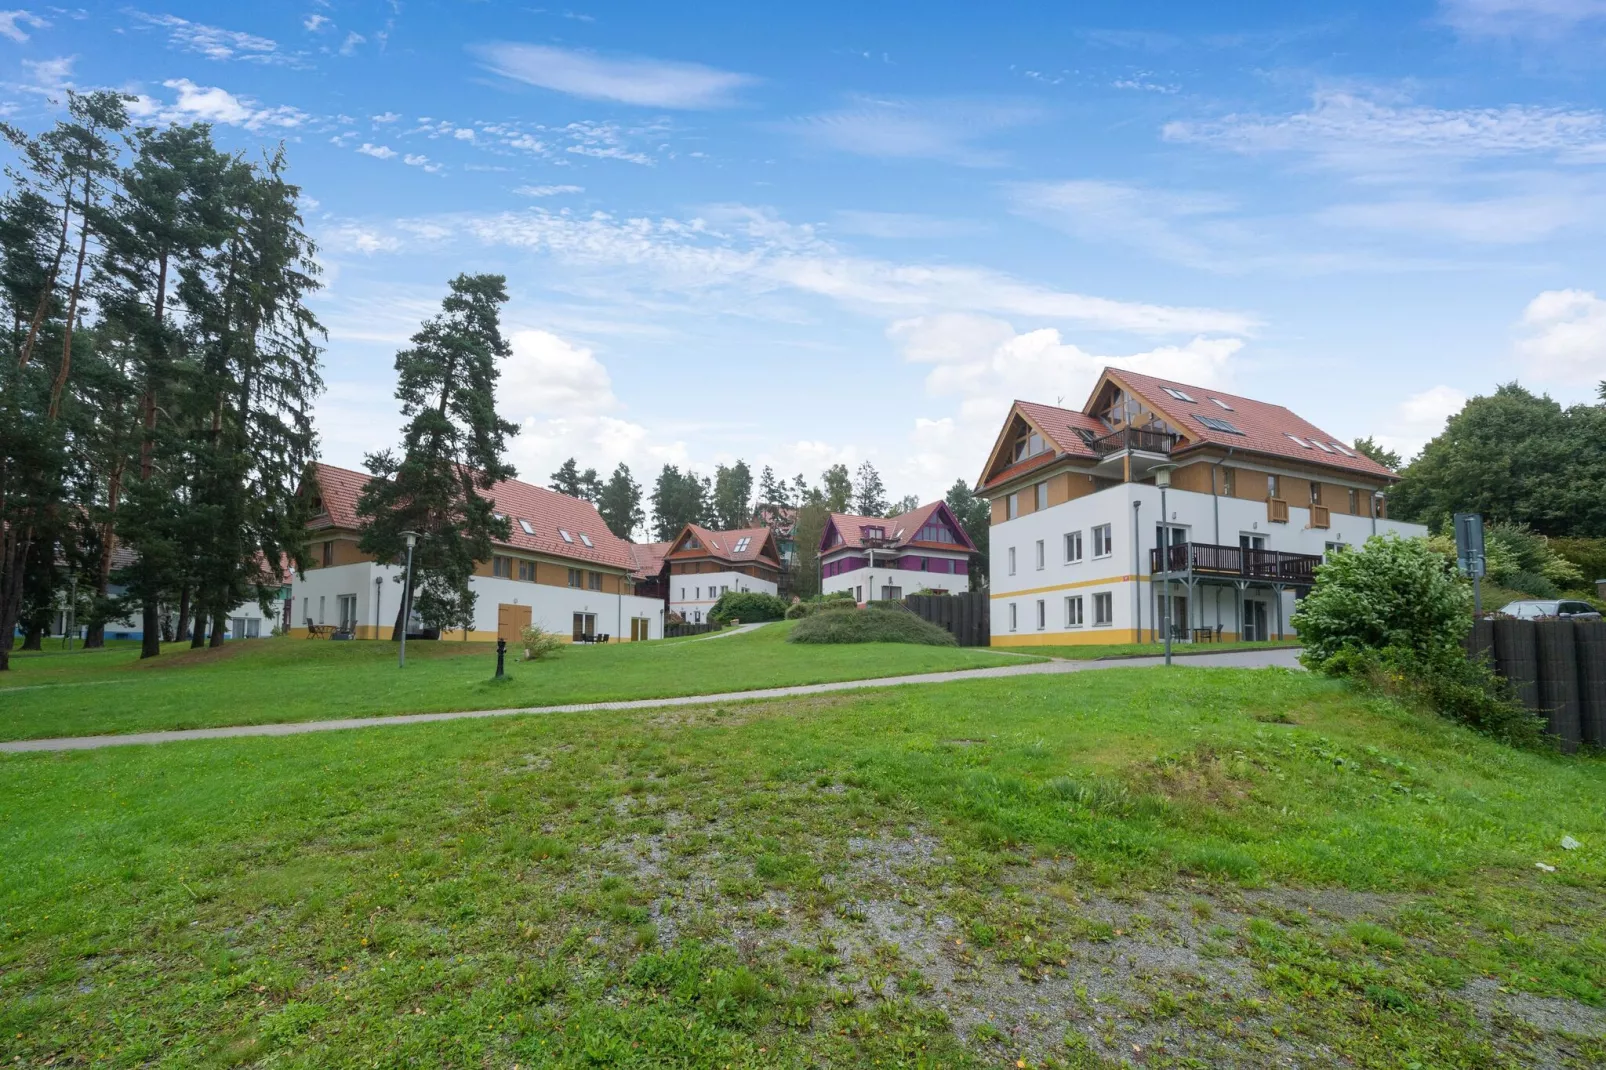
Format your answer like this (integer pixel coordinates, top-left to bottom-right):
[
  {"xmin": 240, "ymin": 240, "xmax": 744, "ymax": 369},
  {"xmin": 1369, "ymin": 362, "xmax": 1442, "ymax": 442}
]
[{"xmin": 5, "ymin": 1, "xmax": 1605, "ymax": 509}]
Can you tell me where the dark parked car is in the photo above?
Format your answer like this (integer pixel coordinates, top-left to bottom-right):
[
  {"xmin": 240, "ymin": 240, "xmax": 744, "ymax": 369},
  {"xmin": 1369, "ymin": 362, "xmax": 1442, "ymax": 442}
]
[{"xmin": 1497, "ymin": 599, "xmax": 1603, "ymax": 621}]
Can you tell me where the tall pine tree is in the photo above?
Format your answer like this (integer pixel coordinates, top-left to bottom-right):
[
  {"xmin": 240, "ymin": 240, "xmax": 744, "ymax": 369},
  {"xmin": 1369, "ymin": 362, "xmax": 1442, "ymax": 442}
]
[{"xmin": 597, "ymin": 462, "xmax": 644, "ymax": 539}]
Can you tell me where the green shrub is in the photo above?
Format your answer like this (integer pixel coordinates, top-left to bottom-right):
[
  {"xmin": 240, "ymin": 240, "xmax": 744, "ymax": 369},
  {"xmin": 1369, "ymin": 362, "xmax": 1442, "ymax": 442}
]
[
  {"xmin": 787, "ymin": 606, "xmax": 957, "ymax": 646},
  {"xmin": 1324, "ymin": 644, "xmax": 1546, "ymax": 748},
  {"xmin": 1550, "ymin": 537, "xmax": 1606, "ymax": 589},
  {"xmin": 518, "ymin": 623, "xmax": 566, "ymax": 661},
  {"xmin": 708, "ymin": 590, "xmax": 788, "ymax": 624},
  {"xmin": 1293, "ymin": 534, "xmax": 1472, "ymax": 672},
  {"xmin": 784, "ymin": 594, "xmax": 858, "ymax": 620},
  {"xmin": 1503, "ymin": 569, "xmax": 1561, "ymax": 599}
]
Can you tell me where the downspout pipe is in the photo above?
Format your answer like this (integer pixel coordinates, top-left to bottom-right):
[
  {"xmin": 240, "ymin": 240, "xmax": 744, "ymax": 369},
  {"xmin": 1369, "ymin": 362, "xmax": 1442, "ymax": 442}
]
[
  {"xmin": 1211, "ymin": 448, "xmax": 1236, "ymax": 637},
  {"xmin": 1132, "ymin": 499, "xmax": 1142, "ymax": 644}
]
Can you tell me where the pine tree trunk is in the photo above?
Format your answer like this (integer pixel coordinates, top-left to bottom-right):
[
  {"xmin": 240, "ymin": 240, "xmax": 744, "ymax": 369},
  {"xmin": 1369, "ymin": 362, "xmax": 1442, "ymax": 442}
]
[
  {"xmin": 174, "ymin": 584, "xmax": 191, "ymax": 642},
  {"xmin": 47, "ymin": 175, "xmax": 92, "ymax": 420},
  {"xmin": 0, "ymin": 525, "xmax": 36, "ymax": 672},
  {"xmin": 189, "ymin": 612, "xmax": 207, "ymax": 648},
  {"xmin": 21, "ymin": 619, "xmax": 43, "ymax": 650},
  {"xmin": 140, "ymin": 597, "xmax": 161, "ymax": 658},
  {"xmin": 209, "ymin": 607, "xmax": 226, "ymax": 648}
]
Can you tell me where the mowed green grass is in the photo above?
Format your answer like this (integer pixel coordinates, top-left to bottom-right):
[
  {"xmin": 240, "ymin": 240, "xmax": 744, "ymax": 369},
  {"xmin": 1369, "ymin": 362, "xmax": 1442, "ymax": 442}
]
[
  {"xmin": 1, "ymin": 668, "xmax": 1602, "ymax": 1068},
  {"xmin": 0, "ymin": 622, "xmax": 1032, "ymax": 740},
  {"xmin": 1020, "ymin": 639, "xmax": 1301, "ymax": 661}
]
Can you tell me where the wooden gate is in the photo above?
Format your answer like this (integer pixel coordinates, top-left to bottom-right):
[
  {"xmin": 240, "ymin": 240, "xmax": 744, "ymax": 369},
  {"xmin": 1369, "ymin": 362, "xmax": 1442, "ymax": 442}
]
[{"xmin": 497, "ymin": 603, "xmax": 531, "ymax": 645}]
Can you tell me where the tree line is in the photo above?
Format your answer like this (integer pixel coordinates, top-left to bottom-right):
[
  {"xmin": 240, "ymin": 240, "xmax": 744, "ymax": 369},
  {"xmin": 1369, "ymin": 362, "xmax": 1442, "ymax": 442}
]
[{"xmin": 0, "ymin": 92, "xmax": 324, "ymax": 669}]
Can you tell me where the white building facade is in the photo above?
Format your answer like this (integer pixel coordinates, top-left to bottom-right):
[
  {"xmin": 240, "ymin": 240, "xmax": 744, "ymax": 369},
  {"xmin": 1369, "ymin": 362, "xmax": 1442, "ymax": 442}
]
[
  {"xmin": 663, "ymin": 525, "xmax": 782, "ymax": 624},
  {"xmin": 819, "ymin": 503, "xmax": 976, "ymax": 603}
]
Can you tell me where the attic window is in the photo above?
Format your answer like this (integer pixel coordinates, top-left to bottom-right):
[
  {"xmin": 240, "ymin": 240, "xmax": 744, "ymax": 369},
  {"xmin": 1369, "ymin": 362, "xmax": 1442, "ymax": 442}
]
[
  {"xmin": 1161, "ymin": 386, "xmax": 1196, "ymax": 402},
  {"xmin": 1331, "ymin": 443, "xmax": 1356, "ymax": 457},
  {"xmin": 732, "ymin": 536, "xmax": 751, "ymax": 553},
  {"xmin": 894, "ymin": 529, "xmax": 904, "ymax": 539},
  {"xmin": 579, "ymin": 533, "xmax": 594, "ymax": 547},
  {"xmin": 493, "ymin": 512, "xmax": 505, "ymax": 521},
  {"xmin": 1195, "ymin": 415, "xmax": 1244, "ymax": 435},
  {"xmin": 684, "ymin": 535, "xmax": 700, "ymax": 550},
  {"xmin": 1312, "ymin": 440, "xmax": 1335, "ymax": 454},
  {"xmin": 1012, "ymin": 430, "xmax": 1049, "ymax": 462},
  {"xmin": 518, "ymin": 519, "xmax": 535, "ymax": 536},
  {"xmin": 558, "ymin": 529, "xmax": 574, "ymax": 543},
  {"xmin": 861, "ymin": 525, "xmax": 885, "ymax": 541},
  {"xmin": 1286, "ymin": 434, "xmax": 1313, "ymax": 449},
  {"xmin": 1209, "ymin": 397, "xmax": 1234, "ymax": 411}
]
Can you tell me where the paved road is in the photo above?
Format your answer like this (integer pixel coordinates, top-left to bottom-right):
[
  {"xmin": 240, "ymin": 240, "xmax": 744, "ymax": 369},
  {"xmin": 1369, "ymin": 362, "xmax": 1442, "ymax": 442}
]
[{"xmin": 0, "ymin": 647, "xmax": 1302, "ymax": 754}]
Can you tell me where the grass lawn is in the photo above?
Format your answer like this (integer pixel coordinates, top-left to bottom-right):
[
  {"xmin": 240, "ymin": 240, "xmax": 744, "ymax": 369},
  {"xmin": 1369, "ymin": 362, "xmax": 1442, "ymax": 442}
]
[
  {"xmin": 0, "ymin": 622, "xmax": 1032, "ymax": 741},
  {"xmin": 2, "ymin": 668, "xmax": 1602, "ymax": 1067},
  {"xmin": 1023, "ymin": 639, "xmax": 1301, "ymax": 661}
]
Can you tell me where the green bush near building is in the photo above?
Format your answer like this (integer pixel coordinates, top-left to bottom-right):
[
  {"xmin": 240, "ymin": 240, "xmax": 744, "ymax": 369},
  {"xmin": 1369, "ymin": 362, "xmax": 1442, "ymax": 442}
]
[
  {"xmin": 787, "ymin": 604, "xmax": 957, "ymax": 646},
  {"xmin": 709, "ymin": 590, "xmax": 789, "ymax": 624}
]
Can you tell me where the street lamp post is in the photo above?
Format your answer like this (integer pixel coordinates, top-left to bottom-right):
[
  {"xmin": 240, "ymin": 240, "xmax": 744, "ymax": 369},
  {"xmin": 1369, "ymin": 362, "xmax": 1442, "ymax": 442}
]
[
  {"xmin": 66, "ymin": 568, "xmax": 77, "ymax": 652},
  {"xmin": 1371, "ymin": 492, "xmax": 1384, "ymax": 537},
  {"xmin": 398, "ymin": 531, "xmax": 419, "ymax": 668},
  {"xmin": 1153, "ymin": 464, "xmax": 1178, "ymax": 667},
  {"xmin": 374, "ymin": 576, "xmax": 383, "ymax": 641}
]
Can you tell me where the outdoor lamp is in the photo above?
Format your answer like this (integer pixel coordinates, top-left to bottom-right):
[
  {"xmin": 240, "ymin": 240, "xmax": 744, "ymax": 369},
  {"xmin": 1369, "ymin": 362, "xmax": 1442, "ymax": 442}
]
[{"xmin": 399, "ymin": 530, "xmax": 421, "ymax": 668}]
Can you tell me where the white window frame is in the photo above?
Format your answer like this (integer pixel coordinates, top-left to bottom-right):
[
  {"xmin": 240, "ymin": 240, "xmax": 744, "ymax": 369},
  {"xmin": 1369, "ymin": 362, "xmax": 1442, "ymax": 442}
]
[
  {"xmin": 1064, "ymin": 530, "xmax": 1082, "ymax": 564},
  {"xmin": 1092, "ymin": 524, "xmax": 1113, "ymax": 559},
  {"xmin": 1008, "ymin": 602, "xmax": 1018, "ymax": 632},
  {"xmin": 1065, "ymin": 595, "xmax": 1084, "ymax": 627},
  {"xmin": 1008, "ymin": 546, "xmax": 1017, "ymax": 575},
  {"xmin": 1035, "ymin": 482, "xmax": 1048, "ymax": 511},
  {"xmin": 1035, "ymin": 599, "xmax": 1045, "ymax": 630},
  {"xmin": 1006, "ymin": 493, "xmax": 1019, "ymax": 520},
  {"xmin": 1093, "ymin": 591, "xmax": 1113, "ymax": 627},
  {"xmin": 1034, "ymin": 539, "xmax": 1044, "ymax": 570}
]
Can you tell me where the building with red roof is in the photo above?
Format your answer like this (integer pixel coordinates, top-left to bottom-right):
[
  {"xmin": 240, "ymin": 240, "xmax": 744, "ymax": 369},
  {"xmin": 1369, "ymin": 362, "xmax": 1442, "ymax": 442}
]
[
  {"xmin": 293, "ymin": 462, "xmax": 665, "ymax": 643},
  {"xmin": 661, "ymin": 523, "xmax": 782, "ymax": 623},
  {"xmin": 979, "ymin": 368, "xmax": 1426, "ymax": 648},
  {"xmin": 818, "ymin": 501, "xmax": 976, "ymax": 603}
]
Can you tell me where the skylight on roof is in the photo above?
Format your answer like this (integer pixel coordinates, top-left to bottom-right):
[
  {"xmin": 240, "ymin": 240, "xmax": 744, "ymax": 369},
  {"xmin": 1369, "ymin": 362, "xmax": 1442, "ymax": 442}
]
[
  {"xmin": 1195, "ymin": 414, "xmax": 1244, "ymax": 435},
  {"xmin": 518, "ymin": 519, "xmax": 535, "ymax": 536},
  {"xmin": 1209, "ymin": 397, "xmax": 1234, "ymax": 411},
  {"xmin": 579, "ymin": 533, "xmax": 594, "ymax": 547},
  {"xmin": 558, "ymin": 529, "xmax": 574, "ymax": 543},
  {"xmin": 1312, "ymin": 440, "xmax": 1334, "ymax": 453},
  {"xmin": 1331, "ymin": 443, "xmax": 1356, "ymax": 457},
  {"xmin": 1286, "ymin": 434, "xmax": 1313, "ymax": 448},
  {"xmin": 732, "ymin": 536, "xmax": 750, "ymax": 553},
  {"xmin": 1161, "ymin": 386, "xmax": 1196, "ymax": 402}
]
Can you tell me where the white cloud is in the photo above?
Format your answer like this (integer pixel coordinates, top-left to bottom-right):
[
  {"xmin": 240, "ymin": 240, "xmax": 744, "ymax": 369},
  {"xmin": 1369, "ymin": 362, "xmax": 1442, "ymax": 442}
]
[
  {"xmin": 830, "ymin": 210, "xmax": 981, "ymax": 239},
  {"xmin": 22, "ymin": 55, "xmax": 72, "ymax": 90},
  {"xmin": 134, "ymin": 12, "xmax": 286, "ymax": 64},
  {"xmin": 784, "ymin": 96, "xmax": 1040, "ymax": 166},
  {"xmin": 1009, "ymin": 180, "xmax": 1239, "ymax": 267},
  {"xmin": 889, "ymin": 313, "xmax": 1244, "ymax": 490},
  {"xmin": 340, "ymin": 31, "xmax": 364, "ymax": 55},
  {"xmin": 402, "ymin": 153, "xmax": 441, "ymax": 173},
  {"xmin": 0, "ymin": 9, "xmax": 48, "ymax": 42},
  {"xmin": 1370, "ymin": 384, "xmax": 1468, "ymax": 460},
  {"xmin": 1516, "ymin": 288, "xmax": 1606, "ymax": 385},
  {"xmin": 1318, "ymin": 185, "xmax": 1605, "ymax": 243},
  {"xmin": 129, "ymin": 79, "xmax": 308, "ymax": 130},
  {"xmin": 357, "ymin": 142, "xmax": 397, "ymax": 159},
  {"xmin": 1164, "ymin": 89, "xmax": 1606, "ymax": 171},
  {"xmin": 372, "ymin": 111, "xmax": 400, "ymax": 123},
  {"xmin": 303, "ymin": 13, "xmax": 329, "ymax": 32},
  {"xmin": 474, "ymin": 42, "xmax": 755, "ymax": 108},
  {"xmin": 514, "ymin": 184, "xmax": 584, "ymax": 197},
  {"xmin": 499, "ymin": 328, "xmax": 619, "ymax": 416},
  {"xmin": 323, "ymin": 224, "xmax": 401, "ymax": 255},
  {"xmin": 1440, "ymin": 0, "xmax": 1606, "ymax": 38}
]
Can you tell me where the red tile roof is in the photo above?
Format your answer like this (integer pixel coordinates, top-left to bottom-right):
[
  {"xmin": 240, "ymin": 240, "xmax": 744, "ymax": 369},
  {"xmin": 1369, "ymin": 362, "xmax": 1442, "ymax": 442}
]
[
  {"xmin": 627, "ymin": 540, "xmax": 671, "ymax": 579},
  {"xmin": 1106, "ymin": 369, "xmax": 1395, "ymax": 480},
  {"xmin": 674, "ymin": 524, "xmax": 779, "ymax": 565},
  {"xmin": 821, "ymin": 501, "xmax": 976, "ymax": 553},
  {"xmin": 305, "ymin": 462, "xmax": 638, "ymax": 571},
  {"xmin": 1015, "ymin": 400, "xmax": 1107, "ymax": 460}
]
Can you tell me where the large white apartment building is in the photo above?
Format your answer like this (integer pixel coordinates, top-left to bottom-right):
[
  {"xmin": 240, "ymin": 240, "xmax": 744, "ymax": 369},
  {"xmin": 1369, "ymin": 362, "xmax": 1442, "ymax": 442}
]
[
  {"xmin": 981, "ymin": 369, "xmax": 1427, "ymax": 648},
  {"xmin": 819, "ymin": 502, "xmax": 976, "ymax": 602},
  {"xmin": 292, "ymin": 463, "xmax": 665, "ymax": 643}
]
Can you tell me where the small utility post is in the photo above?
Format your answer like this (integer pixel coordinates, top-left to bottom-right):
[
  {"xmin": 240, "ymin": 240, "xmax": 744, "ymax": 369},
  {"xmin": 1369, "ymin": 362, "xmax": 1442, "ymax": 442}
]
[
  {"xmin": 374, "ymin": 576, "xmax": 383, "ymax": 641},
  {"xmin": 495, "ymin": 638, "xmax": 506, "ymax": 678},
  {"xmin": 1454, "ymin": 512, "xmax": 1486, "ymax": 615},
  {"xmin": 399, "ymin": 530, "xmax": 419, "ymax": 668},
  {"xmin": 1153, "ymin": 464, "xmax": 1178, "ymax": 666},
  {"xmin": 66, "ymin": 569, "xmax": 77, "ymax": 652}
]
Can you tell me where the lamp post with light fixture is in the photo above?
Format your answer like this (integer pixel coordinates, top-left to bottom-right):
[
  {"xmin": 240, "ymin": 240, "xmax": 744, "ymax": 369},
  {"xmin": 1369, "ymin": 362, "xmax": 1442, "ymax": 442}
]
[
  {"xmin": 1152, "ymin": 464, "xmax": 1178, "ymax": 666},
  {"xmin": 1371, "ymin": 492, "xmax": 1384, "ymax": 537},
  {"xmin": 398, "ymin": 530, "xmax": 419, "ymax": 668}
]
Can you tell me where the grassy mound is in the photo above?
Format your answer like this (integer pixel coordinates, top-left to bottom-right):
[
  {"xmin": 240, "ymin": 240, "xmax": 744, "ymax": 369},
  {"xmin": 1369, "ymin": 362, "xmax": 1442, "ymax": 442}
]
[{"xmin": 786, "ymin": 605, "xmax": 957, "ymax": 646}]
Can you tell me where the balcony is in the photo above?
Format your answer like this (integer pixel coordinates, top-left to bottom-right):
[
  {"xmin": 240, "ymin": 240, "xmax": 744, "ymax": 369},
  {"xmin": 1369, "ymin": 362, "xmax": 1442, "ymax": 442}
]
[
  {"xmin": 1309, "ymin": 504, "xmax": 1331, "ymax": 529},
  {"xmin": 1150, "ymin": 541, "xmax": 1324, "ymax": 587},
  {"xmin": 1267, "ymin": 497, "xmax": 1290, "ymax": 524},
  {"xmin": 1087, "ymin": 426, "xmax": 1178, "ymax": 456}
]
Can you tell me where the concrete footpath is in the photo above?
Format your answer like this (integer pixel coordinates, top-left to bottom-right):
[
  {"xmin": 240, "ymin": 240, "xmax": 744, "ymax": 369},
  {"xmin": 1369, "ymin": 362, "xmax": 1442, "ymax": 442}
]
[{"xmin": 0, "ymin": 648, "xmax": 1302, "ymax": 754}]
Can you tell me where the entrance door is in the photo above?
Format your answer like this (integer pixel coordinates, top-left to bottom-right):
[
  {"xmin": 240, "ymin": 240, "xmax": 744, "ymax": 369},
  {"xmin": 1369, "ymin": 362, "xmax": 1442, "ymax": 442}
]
[
  {"xmin": 630, "ymin": 617, "xmax": 650, "ymax": 641},
  {"xmin": 572, "ymin": 612, "xmax": 596, "ymax": 641},
  {"xmin": 497, "ymin": 603, "xmax": 531, "ymax": 645},
  {"xmin": 1242, "ymin": 600, "xmax": 1268, "ymax": 642},
  {"xmin": 1165, "ymin": 594, "xmax": 1189, "ymax": 641},
  {"xmin": 337, "ymin": 594, "xmax": 357, "ymax": 631}
]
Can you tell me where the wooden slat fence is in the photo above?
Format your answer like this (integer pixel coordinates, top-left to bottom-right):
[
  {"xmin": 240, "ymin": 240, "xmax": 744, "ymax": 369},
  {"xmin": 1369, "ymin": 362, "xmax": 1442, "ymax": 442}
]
[
  {"xmin": 904, "ymin": 592, "xmax": 990, "ymax": 647},
  {"xmin": 1467, "ymin": 619, "xmax": 1606, "ymax": 751}
]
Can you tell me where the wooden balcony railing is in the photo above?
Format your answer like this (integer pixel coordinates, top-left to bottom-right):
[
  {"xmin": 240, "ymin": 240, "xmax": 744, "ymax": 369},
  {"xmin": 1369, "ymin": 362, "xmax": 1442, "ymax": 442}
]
[
  {"xmin": 1150, "ymin": 542, "xmax": 1324, "ymax": 586},
  {"xmin": 1267, "ymin": 497, "xmax": 1290, "ymax": 524},
  {"xmin": 1309, "ymin": 504, "xmax": 1331, "ymax": 529},
  {"xmin": 1087, "ymin": 426, "xmax": 1178, "ymax": 456}
]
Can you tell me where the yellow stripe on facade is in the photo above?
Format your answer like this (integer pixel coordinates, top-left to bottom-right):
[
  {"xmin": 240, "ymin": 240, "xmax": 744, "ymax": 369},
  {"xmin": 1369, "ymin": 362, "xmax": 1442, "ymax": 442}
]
[
  {"xmin": 991, "ymin": 628, "xmax": 1143, "ymax": 647},
  {"xmin": 989, "ymin": 574, "xmax": 1138, "ymax": 599}
]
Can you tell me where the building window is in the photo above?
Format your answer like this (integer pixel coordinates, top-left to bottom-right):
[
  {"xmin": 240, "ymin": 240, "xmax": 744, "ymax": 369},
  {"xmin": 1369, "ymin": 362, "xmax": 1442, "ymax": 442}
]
[
  {"xmin": 1093, "ymin": 592, "xmax": 1113, "ymax": 626},
  {"xmin": 1222, "ymin": 467, "xmax": 1236, "ymax": 497},
  {"xmin": 1006, "ymin": 493, "xmax": 1019, "ymax": 520},
  {"xmin": 568, "ymin": 568, "xmax": 582, "ymax": 588},
  {"xmin": 321, "ymin": 540, "xmax": 334, "ymax": 567},
  {"xmin": 1007, "ymin": 547, "xmax": 1017, "ymax": 575},
  {"xmin": 1008, "ymin": 603, "xmax": 1018, "ymax": 632},
  {"xmin": 1268, "ymin": 474, "xmax": 1280, "ymax": 499},
  {"xmin": 855, "ymin": 585, "xmax": 862, "ymax": 601},
  {"xmin": 492, "ymin": 555, "xmax": 512, "ymax": 578},
  {"xmin": 1325, "ymin": 541, "xmax": 1349, "ymax": 559},
  {"xmin": 1034, "ymin": 539, "xmax": 1045, "ymax": 570},
  {"xmin": 1035, "ymin": 482, "xmax": 1048, "ymax": 511},
  {"xmin": 679, "ymin": 587, "xmax": 685, "ymax": 600},
  {"xmin": 518, "ymin": 560, "xmax": 535, "ymax": 581},
  {"xmin": 588, "ymin": 571, "xmax": 603, "ymax": 591},
  {"xmin": 1348, "ymin": 487, "xmax": 1359, "ymax": 514},
  {"xmin": 1092, "ymin": 524, "xmax": 1112, "ymax": 558},
  {"xmin": 1064, "ymin": 530, "xmax": 1082, "ymax": 563},
  {"xmin": 1065, "ymin": 595, "xmax": 1084, "ymax": 627},
  {"xmin": 1035, "ymin": 599, "xmax": 1045, "ymax": 630},
  {"xmin": 1310, "ymin": 481, "xmax": 1323, "ymax": 505}
]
